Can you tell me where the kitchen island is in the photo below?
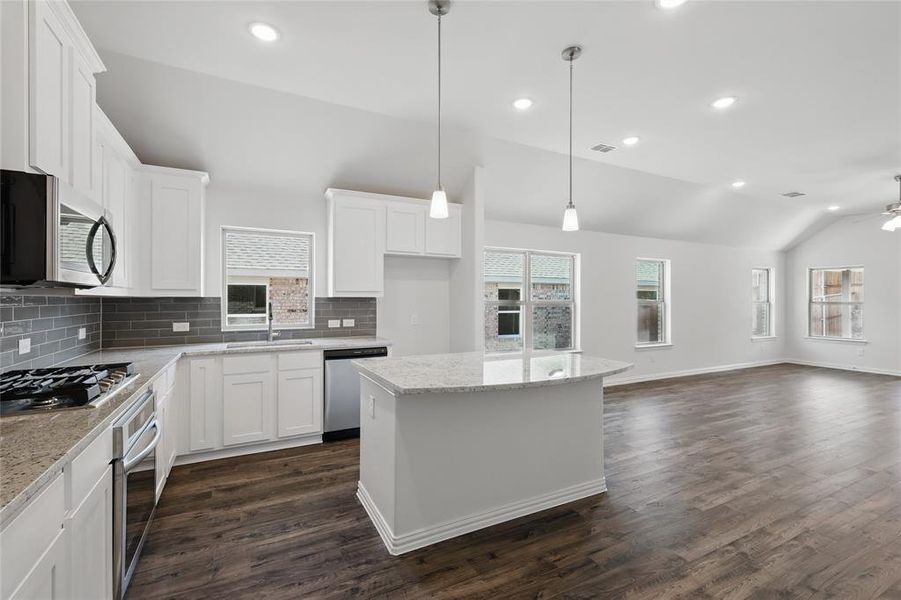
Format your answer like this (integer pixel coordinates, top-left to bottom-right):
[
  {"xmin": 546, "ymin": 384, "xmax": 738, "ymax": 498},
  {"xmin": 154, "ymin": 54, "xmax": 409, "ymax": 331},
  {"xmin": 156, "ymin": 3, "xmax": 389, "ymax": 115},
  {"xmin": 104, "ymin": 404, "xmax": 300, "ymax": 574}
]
[{"xmin": 352, "ymin": 351, "xmax": 632, "ymax": 555}]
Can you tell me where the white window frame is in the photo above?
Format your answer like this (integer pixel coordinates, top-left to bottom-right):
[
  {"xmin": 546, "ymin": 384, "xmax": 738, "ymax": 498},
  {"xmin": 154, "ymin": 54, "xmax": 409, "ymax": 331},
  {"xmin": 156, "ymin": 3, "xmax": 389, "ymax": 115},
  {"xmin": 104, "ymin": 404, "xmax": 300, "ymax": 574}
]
[
  {"xmin": 751, "ymin": 267, "xmax": 776, "ymax": 340},
  {"xmin": 220, "ymin": 226, "xmax": 316, "ymax": 332},
  {"xmin": 807, "ymin": 266, "xmax": 865, "ymax": 342},
  {"xmin": 635, "ymin": 258, "xmax": 672, "ymax": 348},
  {"xmin": 483, "ymin": 247, "xmax": 581, "ymax": 354}
]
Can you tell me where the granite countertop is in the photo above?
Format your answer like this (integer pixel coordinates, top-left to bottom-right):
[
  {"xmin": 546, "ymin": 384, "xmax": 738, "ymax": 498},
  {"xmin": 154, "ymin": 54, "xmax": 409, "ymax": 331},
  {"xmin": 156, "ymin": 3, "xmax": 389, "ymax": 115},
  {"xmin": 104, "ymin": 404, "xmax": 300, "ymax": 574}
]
[
  {"xmin": 352, "ymin": 351, "xmax": 633, "ymax": 395},
  {"xmin": 0, "ymin": 336, "xmax": 390, "ymax": 525}
]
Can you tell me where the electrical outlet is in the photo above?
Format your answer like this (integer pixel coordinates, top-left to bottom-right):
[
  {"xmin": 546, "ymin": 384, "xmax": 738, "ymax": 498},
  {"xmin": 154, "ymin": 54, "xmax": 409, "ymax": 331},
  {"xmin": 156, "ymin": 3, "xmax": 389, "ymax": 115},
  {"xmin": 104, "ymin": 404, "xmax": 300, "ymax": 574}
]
[
  {"xmin": 172, "ymin": 322, "xmax": 190, "ymax": 333},
  {"xmin": 368, "ymin": 395, "xmax": 375, "ymax": 418},
  {"xmin": 342, "ymin": 319, "xmax": 355, "ymax": 327},
  {"xmin": 328, "ymin": 319, "xmax": 341, "ymax": 328},
  {"xmin": 410, "ymin": 314, "xmax": 419, "ymax": 326},
  {"xmin": 18, "ymin": 338, "xmax": 31, "ymax": 355},
  {"xmin": 78, "ymin": 327, "xmax": 86, "ymax": 340}
]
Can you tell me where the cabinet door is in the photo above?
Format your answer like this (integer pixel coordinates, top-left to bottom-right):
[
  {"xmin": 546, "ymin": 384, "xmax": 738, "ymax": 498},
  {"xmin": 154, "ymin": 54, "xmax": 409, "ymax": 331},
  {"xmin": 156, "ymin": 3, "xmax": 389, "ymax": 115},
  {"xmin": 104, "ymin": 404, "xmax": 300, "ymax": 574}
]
[
  {"xmin": 69, "ymin": 51, "xmax": 95, "ymax": 196},
  {"xmin": 329, "ymin": 198, "xmax": 385, "ymax": 296},
  {"xmin": 155, "ymin": 394, "xmax": 169, "ymax": 500},
  {"xmin": 424, "ymin": 205, "xmax": 462, "ymax": 257},
  {"xmin": 29, "ymin": 0, "xmax": 70, "ymax": 178},
  {"xmin": 277, "ymin": 368, "xmax": 322, "ymax": 438},
  {"xmin": 189, "ymin": 358, "xmax": 221, "ymax": 452},
  {"xmin": 150, "ymin": 174, "xmax": 203, "ymax": 293},
  {"xmin": 385, "ymin": 203, "xmax": 425, "ymax": 255},
  {"xmin": 223, "ymin": 372, "xmax": 274, "ymax": 446},
  {"xmin": 68, "ymin": 466, "xmax": 112, "ymax": 600},
  {"xmin": 9, "ymin": 529, "xmax": 68, "ymax": 600}
]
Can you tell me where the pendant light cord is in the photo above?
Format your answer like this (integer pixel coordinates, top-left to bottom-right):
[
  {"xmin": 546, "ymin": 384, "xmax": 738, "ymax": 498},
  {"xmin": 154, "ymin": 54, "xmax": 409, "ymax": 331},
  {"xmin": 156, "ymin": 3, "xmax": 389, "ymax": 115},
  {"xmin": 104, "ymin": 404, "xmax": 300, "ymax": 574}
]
[
  {"xmin": 437, "ymin": 13, "xmax": 442, "ymax": 190},
  {"xmin": 568, "ymin": 58, "xmax": 573, "ymax": 206}
]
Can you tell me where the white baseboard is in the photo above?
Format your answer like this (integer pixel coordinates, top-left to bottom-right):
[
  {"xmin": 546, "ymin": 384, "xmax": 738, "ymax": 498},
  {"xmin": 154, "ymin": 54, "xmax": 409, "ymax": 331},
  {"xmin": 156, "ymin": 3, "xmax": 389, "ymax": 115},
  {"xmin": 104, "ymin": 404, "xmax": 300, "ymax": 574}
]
[
  {"xmin": 174, "ymin": 435, "xmax": 323, "ymax": 466},
  {"xmin": 604, "ymin": 359, "xmax": 783, "ymax": 387},
  {"xmin": 784, "ymin": 359, "xmax": 901, "ymax": 378},
  {"xmin": 357, "ymin": 478, "xmax": 607, "ymax": 556}
]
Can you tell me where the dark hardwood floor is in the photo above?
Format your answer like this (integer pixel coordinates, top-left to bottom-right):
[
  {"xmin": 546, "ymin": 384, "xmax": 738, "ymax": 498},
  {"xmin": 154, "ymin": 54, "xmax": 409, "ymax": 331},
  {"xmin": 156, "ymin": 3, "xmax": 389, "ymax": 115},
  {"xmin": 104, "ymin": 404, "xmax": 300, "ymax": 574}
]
[{"xmin": 126, "ymin": 364, "xmax": 901, "ymax": 599}]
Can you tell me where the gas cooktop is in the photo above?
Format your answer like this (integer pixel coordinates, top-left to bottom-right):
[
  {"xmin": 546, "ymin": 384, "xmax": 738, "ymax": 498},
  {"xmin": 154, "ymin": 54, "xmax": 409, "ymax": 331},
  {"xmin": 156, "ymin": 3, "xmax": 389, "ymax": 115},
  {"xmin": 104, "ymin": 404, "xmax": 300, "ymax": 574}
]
[{"xmin": 0, "ymin": 363, "xmax": 135, "ymax": 416}]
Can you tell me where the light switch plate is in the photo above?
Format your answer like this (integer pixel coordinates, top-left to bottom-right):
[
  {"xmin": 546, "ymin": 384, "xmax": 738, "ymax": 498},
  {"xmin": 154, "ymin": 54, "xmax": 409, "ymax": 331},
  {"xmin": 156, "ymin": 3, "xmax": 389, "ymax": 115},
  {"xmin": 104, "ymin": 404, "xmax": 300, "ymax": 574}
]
[
  {"xmin": 18, "ymin": 338, "xmax": 31, "ymax": 355},
  {"xmin": 173, "ymin": 322, "xmax": 190, "ymax": 333},
  {"xmin": 342, "ymin": 319, "xmax": 355, "ymax": 327},
  {"xmin": 328, "ymin": 319, "xmax": 341, "ymax": 328},
  {"xmin": 78, "ymin": 327, "xmax": 86, "ymax": 340}
]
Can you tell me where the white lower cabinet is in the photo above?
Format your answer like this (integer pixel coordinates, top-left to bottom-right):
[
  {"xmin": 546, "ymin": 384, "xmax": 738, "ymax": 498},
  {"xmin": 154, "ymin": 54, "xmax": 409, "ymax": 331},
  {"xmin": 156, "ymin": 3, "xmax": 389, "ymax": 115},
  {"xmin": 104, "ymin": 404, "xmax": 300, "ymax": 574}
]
[
  {"xmin": 188, "ymin": 357, "xmax": 221, "ymax": 452},
  {"xmin": 277, "ymin": 368, "xmax": 323, "ymax": 438},
  {"xmin": 9, "ymin": 528, "xmax": 69, "ymax": 600},
  {"xmin": 67, "ymin": 466, "xmax": 112, "ymax": 600},
  {"xmin": 223, "ymin": 371, "xmax": 274, "ymax": 446}
]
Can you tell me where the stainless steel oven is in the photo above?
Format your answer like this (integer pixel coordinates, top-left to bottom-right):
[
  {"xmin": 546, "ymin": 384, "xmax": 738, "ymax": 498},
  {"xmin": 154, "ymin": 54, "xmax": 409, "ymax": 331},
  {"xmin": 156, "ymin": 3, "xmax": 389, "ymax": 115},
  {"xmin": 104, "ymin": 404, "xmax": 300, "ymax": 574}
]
[
  {"xmin": 1, "ymin": 169, "xmax": 117, "ymax": 287},
  {"xmin": 112, "ymin": 388, "xmax": 160, "ymax": 600}
]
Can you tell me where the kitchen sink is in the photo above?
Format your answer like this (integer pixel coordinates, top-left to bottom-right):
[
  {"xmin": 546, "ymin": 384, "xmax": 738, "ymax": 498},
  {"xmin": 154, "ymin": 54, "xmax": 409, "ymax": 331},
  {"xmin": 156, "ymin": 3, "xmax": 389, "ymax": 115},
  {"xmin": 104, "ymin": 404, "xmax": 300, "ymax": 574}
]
[{"xmin": 226, "ymin": 339, "xmax": 315, "ymax": 349}]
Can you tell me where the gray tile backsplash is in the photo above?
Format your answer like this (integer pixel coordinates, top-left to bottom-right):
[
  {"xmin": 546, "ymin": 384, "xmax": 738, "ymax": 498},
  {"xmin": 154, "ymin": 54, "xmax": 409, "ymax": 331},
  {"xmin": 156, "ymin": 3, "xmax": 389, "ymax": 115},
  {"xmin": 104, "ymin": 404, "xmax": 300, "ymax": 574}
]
[
  {"xmin": 0, "ymin": 294, "xmax": 102, "ymax": 374},
  {"xmin": 101, "ymin": 297, "xmax": 377, "ymax": 349}
]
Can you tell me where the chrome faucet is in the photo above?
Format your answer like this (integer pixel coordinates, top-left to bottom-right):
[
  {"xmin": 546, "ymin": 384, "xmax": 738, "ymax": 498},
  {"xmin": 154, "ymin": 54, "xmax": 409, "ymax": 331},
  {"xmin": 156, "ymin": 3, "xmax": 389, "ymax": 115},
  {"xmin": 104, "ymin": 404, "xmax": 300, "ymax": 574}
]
[{"xmin": 267, "ymin": 302, "xmax": 280, "ymax": 342}]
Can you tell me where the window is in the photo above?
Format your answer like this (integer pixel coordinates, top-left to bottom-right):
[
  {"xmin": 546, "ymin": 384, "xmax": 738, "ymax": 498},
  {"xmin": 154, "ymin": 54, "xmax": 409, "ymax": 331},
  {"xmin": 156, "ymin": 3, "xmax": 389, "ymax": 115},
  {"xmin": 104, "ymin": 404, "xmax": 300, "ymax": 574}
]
[
  {"xmin": 636, "ymin": 259, "xmax": 669, "ymax": 345},
  {"xmin": 751, "ymin": 268, "xmax": 773, "ymax": 337},
  {"xmin": 221, "ymin": 227, "xmax": 314, "ymax": 330},
  {"xmin": 483, "ymin": 249, "xmax": 578, "ymax": 352},
  {"xmin": 808, "ymin": 267, "xmax": 864, "ymax": 339}
]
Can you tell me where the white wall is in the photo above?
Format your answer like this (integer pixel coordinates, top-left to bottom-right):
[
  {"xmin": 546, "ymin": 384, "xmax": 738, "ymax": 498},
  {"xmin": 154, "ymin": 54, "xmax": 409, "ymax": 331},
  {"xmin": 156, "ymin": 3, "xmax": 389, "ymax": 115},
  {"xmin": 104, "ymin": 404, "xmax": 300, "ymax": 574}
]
[
  {"xmin": 378, "ymin": 256, "xmax": 451, "ymax": 357},
  {"xmin": 785, "ymin": 216, "xmax": 901, "ymax": 375},
  {"xmin": 448, "ymin": 166, "xmax": 485, "ymax": 352},
  {"xmin": 486, "ymin": 220, "xmax": 787, "ymax": 383}
]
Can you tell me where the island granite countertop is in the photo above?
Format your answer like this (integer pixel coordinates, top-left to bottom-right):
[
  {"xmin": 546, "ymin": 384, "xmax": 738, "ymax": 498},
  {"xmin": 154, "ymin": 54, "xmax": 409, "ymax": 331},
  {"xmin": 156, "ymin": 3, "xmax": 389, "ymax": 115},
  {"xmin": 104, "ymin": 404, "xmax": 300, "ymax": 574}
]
[
  {"xmin": 0, "ymin": 337, "xmax": 390, "ymax": 525},
  {"xmin": 352, "ymin": 351, "xmax": 632, "ymax": 395}
]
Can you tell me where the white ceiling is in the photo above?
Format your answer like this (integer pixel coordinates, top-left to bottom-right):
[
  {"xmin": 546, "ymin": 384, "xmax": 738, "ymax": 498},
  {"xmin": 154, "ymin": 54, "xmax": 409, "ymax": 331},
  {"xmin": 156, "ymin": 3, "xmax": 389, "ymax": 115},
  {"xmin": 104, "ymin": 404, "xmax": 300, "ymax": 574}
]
[{"xmin": 71, "ymin": 0, "xmax": 901, "ymax": 247}]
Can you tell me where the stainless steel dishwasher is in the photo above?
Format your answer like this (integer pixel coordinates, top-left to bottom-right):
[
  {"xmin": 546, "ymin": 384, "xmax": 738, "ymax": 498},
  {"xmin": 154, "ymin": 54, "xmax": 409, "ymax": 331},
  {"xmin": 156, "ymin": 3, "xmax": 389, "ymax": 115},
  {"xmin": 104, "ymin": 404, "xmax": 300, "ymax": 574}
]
[{"xmin": 323, "ymin": 346, "xmax": 388, "ymax": 441}]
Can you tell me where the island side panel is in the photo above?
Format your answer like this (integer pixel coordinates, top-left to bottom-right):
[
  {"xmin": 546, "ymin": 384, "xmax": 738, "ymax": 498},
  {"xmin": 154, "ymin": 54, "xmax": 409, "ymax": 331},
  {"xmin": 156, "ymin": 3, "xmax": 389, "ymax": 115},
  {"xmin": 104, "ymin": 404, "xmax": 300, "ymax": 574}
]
[
  {"xmin": 358, "ymin": 376, "xmax": 398, "ymax": 536},
  {"xmin": 392, "ymin": 378, "xmax": 605, "ymax": 551}
]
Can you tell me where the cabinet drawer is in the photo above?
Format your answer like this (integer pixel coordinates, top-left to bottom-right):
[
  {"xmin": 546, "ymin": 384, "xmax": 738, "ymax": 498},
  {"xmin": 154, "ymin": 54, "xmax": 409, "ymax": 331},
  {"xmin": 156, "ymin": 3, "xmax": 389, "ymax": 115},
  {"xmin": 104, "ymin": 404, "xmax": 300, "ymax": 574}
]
[
  {"xmin": 69, "ymin": 428, "xmax": 112, "ymax": 509},
  {"xmin": 278, "ymin": 351, "xmax": 323, "ymax": 371},
  {"xmin": 0, "ymin": 473, "xmax": 66, "ymax": 598},
  {"xmin": 223, "ymin": 354, "xmax": 272, "ymax": 375}
]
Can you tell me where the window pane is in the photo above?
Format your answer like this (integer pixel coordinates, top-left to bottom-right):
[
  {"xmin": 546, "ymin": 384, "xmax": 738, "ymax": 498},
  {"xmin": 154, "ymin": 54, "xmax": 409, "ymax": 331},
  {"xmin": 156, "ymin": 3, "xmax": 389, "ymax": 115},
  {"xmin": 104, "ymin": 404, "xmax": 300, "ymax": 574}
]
[
  {"xmin": 637, "ymin": 301, "xmax": 664, "ymax": 344},
  {"xmin": 530, "ymin": 254, "xmax": 573, "ymax": 301},
  {"xmin": 532, "ymin": 305, "xmax": 573, "ymax": 350},
  {"xmin": 484, "ymin": 305, "xmax": 523, "ymax": 352},
  {"xmin": 752, "ymin": 302, "xmax": 770, "ymax": 337},
  {"xmin": 636, "ymin": 260, "xmax": 662, "ymax": 301},
  {"xmin": 270, "ymin": 277, "xmax": 310, "ymax": 327},
  {"xmin": 751, "ymin": 269, "xmax": 769, "ymax": 302},
  {"xmin": 484, "ymin": 251, "xmax": 524, "ymax": 301},
  {"xmin": 809, "ymin": 303, "xmax": 864, "ymax": 339},
  {"xmin": 810, "ymin": 268, "xmax": 863, "ymax": 303}
]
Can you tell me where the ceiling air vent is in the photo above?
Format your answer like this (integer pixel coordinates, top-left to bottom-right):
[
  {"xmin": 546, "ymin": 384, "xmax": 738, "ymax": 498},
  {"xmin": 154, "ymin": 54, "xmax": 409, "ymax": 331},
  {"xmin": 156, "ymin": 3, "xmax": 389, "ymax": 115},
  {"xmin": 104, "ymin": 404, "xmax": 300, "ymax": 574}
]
[
  {"xmin": 781, "ymin": 191, "xmax": 806, "ymax": 198},
  {"xmin": 590, "ymin": 143, "xmax": 617, "ymax": 153}
]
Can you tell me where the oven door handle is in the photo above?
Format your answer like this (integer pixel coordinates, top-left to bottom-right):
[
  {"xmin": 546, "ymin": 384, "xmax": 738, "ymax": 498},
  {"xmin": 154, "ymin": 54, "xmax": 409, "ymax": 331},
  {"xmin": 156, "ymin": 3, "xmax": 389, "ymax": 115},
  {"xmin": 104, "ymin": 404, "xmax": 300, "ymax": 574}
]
[{"xmin": 123, "ymin": 421, "xmax": 161, "ymax": 473}]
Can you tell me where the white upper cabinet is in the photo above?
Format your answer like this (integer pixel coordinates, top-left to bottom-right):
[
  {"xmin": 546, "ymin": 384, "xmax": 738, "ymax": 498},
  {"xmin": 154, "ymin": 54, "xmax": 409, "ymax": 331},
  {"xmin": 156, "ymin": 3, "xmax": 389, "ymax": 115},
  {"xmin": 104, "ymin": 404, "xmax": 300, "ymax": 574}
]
[
  {"xmin": 386, "ymin": 202, "xmax": 426, "ymax": 255},
  {"xmin": 425, "ymin": 204, "xmax": 462, "ymax": 256},
  {"xmin": 27, "ymin": 0, "xmax": 105, "ymax": 198},
  {"xmin": 327, "ymin": 189, "xmax": 462, "ymax": 297},
  {"xmin": 146, "ymin": 167, "xmax": 208, "ymax": 295},
  {"xmin": 328, "ymin": 190, "xmax": 386, "ymax": 297}
]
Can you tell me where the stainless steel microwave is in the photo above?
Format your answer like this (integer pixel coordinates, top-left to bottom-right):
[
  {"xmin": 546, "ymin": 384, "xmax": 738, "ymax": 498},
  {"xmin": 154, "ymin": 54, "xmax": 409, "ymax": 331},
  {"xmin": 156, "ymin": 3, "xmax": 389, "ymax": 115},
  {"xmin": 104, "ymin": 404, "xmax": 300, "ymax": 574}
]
[{"xmin": 1, "ymin": 169, "xmax": 117, "ymax": 288}]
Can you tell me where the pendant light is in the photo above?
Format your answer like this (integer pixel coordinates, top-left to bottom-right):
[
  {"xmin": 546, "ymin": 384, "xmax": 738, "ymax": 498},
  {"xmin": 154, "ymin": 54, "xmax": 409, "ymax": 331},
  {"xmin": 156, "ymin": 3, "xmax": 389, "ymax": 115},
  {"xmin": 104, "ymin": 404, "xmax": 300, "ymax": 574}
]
[
  {"xmin": 881, "ymin": 175, "xmax": 901, "ymax": 232},
  {"xmin": 428, "ymin": 0, "xmax": 450, "ymax": 219},
  {"xmin": 561, "ymin": 45, "xmax": 582, "ymax": 232}
]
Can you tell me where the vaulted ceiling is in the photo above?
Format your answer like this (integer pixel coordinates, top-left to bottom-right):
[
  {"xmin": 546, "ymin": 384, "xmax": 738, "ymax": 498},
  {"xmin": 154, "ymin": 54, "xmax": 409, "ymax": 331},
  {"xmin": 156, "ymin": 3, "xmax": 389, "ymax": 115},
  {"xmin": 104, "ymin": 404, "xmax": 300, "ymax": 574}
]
[{"xmin": 71, "ymin": 0, "xmax": 900, "ymax": 249}]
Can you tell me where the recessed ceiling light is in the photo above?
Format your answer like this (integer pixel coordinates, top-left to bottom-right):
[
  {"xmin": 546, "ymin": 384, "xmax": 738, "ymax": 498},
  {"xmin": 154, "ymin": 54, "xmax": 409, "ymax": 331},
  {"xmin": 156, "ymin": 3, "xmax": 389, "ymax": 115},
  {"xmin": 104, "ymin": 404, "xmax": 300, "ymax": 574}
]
[
  {"xmin": 622, "ymin": 136, "xmax": 640, "ymax": 146},
  {"xmin": 512, "ymin": 98, "xmax": 533, "ymax": 111},
  {"xmin": 827, "ymin": 205, "xmax": 840, "ymax": 211},
  {"xmin": 711, "ymin": 96, "xmax": 737, "ymax": 110},
  {"xmin": 249, "ymin": 22, "xmax": 279, "ymax": 42},
  {"xmin": 656, "ymin": 0, "xmax": 687, "ymax": 8},
  {"xmin": 731, "ymin": 180, "xmax": 746, "ymax": 189}
]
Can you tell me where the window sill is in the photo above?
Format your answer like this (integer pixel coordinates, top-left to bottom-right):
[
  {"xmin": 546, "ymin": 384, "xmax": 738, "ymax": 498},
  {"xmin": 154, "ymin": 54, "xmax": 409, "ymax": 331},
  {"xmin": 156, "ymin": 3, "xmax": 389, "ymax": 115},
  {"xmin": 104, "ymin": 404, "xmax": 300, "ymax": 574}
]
[
  {"xmin": 750, "ymin": 336, "xmax": 778, "ymax": 342},
  {"xmin": 634, "ymin": 343, "xmax": 673, "ymax": 350},
  {"xmin": 803, "ymin": 336, "xmax": 868, "ymax": 345}
]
